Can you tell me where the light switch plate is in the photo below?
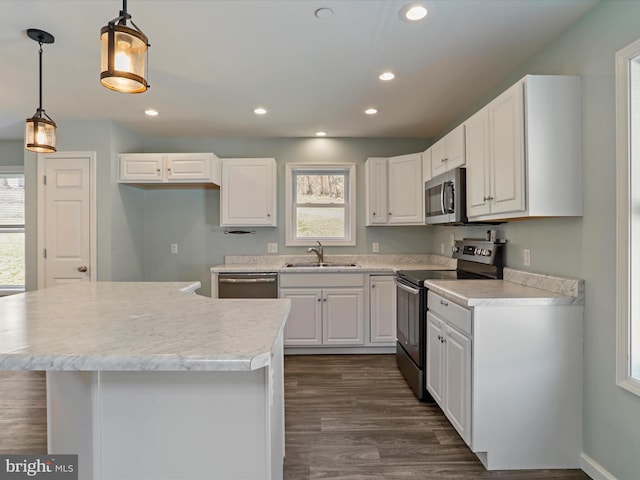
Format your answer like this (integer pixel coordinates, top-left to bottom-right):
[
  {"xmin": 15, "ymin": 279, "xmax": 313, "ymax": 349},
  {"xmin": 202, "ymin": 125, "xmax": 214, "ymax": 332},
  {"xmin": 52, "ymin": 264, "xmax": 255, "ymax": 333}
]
[
  {"xmin": 523, "ymin": 248, "xmax": 531, "ymax": 266},
  {"xmin": 171, "ymin": 243, "xmax": 178, "ymax": 254},
  {"xmin": 267, "ymin": 243, "xmax": 278, "ymax": 253}
]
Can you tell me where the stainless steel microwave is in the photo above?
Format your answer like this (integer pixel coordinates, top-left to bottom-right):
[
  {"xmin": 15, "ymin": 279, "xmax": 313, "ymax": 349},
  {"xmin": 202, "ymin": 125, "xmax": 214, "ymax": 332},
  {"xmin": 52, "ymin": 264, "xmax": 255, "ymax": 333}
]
[{"xmin": 424, "ymin": 167, "xmax": 467, "ymax": 225}]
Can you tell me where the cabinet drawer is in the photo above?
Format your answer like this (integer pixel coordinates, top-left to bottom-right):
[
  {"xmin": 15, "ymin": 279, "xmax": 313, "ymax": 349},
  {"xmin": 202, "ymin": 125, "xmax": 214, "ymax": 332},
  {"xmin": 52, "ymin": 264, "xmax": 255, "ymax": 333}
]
[
  {"xmin": 279, "ymin": 273, "xmax": 364, "ymax": 288},
  {"xmin": 428, "ymin": 291, "xmax": 471, "ymax": 335}
]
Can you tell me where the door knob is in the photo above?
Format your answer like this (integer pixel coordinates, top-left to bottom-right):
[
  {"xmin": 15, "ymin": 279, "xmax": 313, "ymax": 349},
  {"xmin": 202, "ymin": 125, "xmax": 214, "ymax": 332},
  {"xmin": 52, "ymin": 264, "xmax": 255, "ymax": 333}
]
[{"xmin": 77, "ymin": 265, "xmax": 88, "ymax": 273}]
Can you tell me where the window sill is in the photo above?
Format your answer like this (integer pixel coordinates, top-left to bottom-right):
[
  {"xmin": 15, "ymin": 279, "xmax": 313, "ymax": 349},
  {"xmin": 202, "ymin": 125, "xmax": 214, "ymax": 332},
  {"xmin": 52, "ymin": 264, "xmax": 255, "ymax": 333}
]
[
  {"xmin": 618, "ymin": 377, "xmax": 640, "ymax": 398},
  {"xmin": 0, "ymin": 287, "xmax": 25, "ymax": 297}
]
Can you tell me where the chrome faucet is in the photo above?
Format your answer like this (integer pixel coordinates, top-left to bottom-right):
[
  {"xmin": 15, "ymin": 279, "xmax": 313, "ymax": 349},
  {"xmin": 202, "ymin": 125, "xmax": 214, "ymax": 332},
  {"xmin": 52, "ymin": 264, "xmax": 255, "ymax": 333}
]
[{"xmin": 307, "ymin": 241, "xmax": 324, "ymax": 264}]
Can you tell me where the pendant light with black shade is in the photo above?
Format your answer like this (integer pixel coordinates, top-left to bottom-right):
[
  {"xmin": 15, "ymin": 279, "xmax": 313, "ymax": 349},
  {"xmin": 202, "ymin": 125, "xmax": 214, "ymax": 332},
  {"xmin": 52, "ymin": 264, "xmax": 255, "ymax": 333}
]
[
  {"xmin": 25, "ymin": 28, "xmax": 56, "ymax": 154},
  {"xmin": 100, "ymin": 0, "xmax": 150, "ymax": 94}
]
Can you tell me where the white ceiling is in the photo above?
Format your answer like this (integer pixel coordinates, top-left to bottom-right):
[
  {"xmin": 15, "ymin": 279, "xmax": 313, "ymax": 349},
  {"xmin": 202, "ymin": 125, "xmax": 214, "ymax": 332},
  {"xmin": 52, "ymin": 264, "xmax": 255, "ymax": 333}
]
[{"xmin": 1, "ymin": 0, "xmax": 597, "ymax": 140}]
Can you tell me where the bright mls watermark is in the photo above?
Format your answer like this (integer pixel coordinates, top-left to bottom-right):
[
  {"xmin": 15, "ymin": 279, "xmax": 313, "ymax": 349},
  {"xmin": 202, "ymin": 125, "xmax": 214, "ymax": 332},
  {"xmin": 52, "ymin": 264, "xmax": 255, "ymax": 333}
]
[{"xmin": 0, "ymin": 455, "xmax": 77, "ymax": 479}]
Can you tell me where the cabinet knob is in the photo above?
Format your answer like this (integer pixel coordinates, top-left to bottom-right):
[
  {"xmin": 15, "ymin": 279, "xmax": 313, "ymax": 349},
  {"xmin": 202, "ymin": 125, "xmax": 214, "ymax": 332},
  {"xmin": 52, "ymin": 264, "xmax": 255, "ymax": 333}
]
[
  {"xmin": 323, "ymin": 298, "xmax": 327, "ymax": 302},
  {"xmin": 372, "ymin": 284, "xmax": 375, "ymax": 288},
  {"xmin": 484, "ymin": 196, "xmax": 494, "ymax": 201},
  {"xmin": 156, "ymin": 168, "xmax": 161, "ymax": 173},
  {"xmin": 77, "ymin": 265, "xmax": 88, "ymax": 273},
  {"xmin": 317, "ymin": 298, "xmax": 321, "ymax": 302},
  {"xmin": 388, "ymin": 212, "xmax": 392, "ymax": 216},
  {"xmin": 267, "ymin": 213, "xmax": 271, "ymax": 217},
  {"xmin": 372, "ymin": 212, "xmax": 376, "ymax": 216}
]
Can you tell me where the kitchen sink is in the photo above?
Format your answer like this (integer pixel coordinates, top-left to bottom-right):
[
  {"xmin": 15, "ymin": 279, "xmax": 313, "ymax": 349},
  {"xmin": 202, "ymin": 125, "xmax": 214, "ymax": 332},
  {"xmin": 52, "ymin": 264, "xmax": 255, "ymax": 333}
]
[{"xmin": 284, "ymin": 262, "xmax": 359, "ymax": 268}]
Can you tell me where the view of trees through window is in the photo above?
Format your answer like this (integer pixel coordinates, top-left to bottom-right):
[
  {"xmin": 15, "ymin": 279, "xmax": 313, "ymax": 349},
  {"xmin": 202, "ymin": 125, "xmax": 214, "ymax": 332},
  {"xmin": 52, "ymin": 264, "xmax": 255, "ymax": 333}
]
[
  {"xmin": 0, "ymin": 172, "xmax": 25, "ymax": 287},
  {"xmin": 295, "ymin": 173, "xmax": 346, "ymax": 238}
]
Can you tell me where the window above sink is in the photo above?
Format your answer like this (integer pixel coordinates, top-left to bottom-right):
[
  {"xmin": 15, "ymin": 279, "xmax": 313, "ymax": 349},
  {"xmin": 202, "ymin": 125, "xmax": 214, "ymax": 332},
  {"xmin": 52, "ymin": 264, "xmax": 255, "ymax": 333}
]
[{"xmin": 285, "ymin": 163, "xmax": 356, "ymax": 247}]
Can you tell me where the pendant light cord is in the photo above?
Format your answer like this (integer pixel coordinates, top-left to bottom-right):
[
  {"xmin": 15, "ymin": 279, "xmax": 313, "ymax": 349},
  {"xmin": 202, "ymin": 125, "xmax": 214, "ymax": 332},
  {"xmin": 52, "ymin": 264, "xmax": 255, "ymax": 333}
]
[{"xmin": 38, "ymin": 40, "xmax": 43, "ymax": 112}]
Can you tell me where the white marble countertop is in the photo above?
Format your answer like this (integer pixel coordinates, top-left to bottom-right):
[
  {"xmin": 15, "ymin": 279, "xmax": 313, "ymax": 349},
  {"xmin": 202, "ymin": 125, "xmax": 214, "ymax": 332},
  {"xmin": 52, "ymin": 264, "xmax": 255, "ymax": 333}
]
[
  {"xmin": 211, "ymin": 253, "xmax": 457, "ymax": 274},
  {"xmin": 0, "ymin": 282, "xmax": 291, "ymax": 372},
  {"xmin": 424, "ymin": 279, "xmax": 583, "ymax": 307}
]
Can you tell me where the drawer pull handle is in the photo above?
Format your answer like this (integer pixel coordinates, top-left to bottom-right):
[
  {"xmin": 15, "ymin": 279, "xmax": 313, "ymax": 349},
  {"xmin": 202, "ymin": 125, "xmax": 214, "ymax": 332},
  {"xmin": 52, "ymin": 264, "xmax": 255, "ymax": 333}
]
[{"xmin": 440, "ymin": 299, "xmax": 449, "ymax": 307}]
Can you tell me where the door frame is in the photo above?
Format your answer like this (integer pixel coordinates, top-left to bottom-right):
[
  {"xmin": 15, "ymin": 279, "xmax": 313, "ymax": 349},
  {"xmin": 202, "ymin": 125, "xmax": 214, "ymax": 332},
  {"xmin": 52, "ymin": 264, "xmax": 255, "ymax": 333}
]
[{"xmin": 36, "ymin": 151, "xmax": 97, "ymax": 289}]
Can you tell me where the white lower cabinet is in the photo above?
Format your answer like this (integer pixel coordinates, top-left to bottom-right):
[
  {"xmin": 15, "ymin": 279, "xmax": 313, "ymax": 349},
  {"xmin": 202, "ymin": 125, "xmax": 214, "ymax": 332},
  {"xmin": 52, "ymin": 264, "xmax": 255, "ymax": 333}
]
[
  {"xmin": 426, "ymin": 290, "xmax": 583, "ymax": 470},
  {"xmin": 426, "ymin": 302, "xmax": 472, "ymax": 445},
  {"xmin": 280, "ymin": 274, "xmax": 364, "ymax": 347},
  {"xmin": 369, "ymin": 275, "xmax": 397, "ymax": 344}
]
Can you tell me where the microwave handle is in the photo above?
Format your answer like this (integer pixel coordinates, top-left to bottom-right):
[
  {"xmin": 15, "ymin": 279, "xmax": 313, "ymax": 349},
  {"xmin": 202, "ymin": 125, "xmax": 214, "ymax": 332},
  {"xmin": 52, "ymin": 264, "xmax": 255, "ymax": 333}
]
[{"xmin": 440, "ymin": 182, "xmax": 446, "ymax": 215}]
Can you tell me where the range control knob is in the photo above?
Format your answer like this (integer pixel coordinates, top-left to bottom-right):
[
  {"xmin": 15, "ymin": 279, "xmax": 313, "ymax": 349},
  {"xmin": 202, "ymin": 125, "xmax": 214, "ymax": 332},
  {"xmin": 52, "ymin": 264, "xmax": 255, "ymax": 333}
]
[
  {"xmin": 474, "ymin": 248, "xmax": 480, "ymax": 255},
  {"xmin": 452, "ymin": 246, "xmax": 460, "ymax": 253},
  {"xmin": 485, "ymin": 249, "xmax": 492, "ymax": 256}
]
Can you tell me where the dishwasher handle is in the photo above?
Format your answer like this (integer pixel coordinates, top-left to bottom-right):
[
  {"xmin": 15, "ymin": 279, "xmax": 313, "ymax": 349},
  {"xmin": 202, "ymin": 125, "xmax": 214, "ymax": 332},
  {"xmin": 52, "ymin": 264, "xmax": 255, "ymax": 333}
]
[{"xmin": 218, "ymin": 277, "xmax": 276, "ymax": 284}]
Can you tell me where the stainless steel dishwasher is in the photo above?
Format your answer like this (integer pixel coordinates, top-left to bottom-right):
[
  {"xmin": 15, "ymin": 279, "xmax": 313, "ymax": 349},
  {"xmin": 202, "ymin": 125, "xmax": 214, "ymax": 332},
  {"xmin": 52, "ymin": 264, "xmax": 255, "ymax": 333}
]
[{"xmin": 217, "ymin": 272, "xmax": 278, "ymax": 298}]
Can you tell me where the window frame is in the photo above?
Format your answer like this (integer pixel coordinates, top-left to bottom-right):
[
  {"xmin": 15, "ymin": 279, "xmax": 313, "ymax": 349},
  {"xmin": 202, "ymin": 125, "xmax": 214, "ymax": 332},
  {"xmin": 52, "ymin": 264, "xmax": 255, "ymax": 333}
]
[
  {"xmin": 616, "ymin": 37, "xmax": 640, "ymax": 397},
  {"xmin": 0, "ymin": 166, "xmax": 26, "ymax": 295},
  {"xmin": 285, "ymin": 163, "xmax": 356, "ymax": 246}
]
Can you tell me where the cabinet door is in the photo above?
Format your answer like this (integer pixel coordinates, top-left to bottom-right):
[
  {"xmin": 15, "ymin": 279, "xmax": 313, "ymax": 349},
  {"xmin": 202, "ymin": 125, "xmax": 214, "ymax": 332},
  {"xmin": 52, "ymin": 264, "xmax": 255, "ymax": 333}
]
[
  {"xmin": 445, "ymin": 124, "xmax": 465, "ymax": 171},
  {"xmin": 166, "ymin": 153, "xmax": 212, "ymax": 182},
  {"xmin": 281, "ymin": 288, "xmax": 322, "ymax": 346},
  {"xmin": 388, "ymin": 153, "xmax": 423, "ymax": 224},
  {"xmin": 323, "ymin": 288, "xmax": 364, "ymax": 345},
  {"xmin": 465, "ymin": 107, "xmax": 492, "ymax": 217},
  {"xmin": 369, "ymin": 276, "xmax": 397, "ymax": 343},
  {"xmin": 489, "ymin": 81, "xmax": 525, "ymax": 215},
  {"xmin": 430, "ymin": 138, "xmax": 447, "ymax": 178},
  {"xmin": 365, "ymin": 157, "xmax": 388, "ymax": 225},
  {"xmin": 221, "ymin": 158, "xmax": 276, "ymax": 226},
  {"xmin": 444, "ymin": 325, "xmax": 472, "ymax": 445},
  {"xmin": 119, "ymin": 154, "xmax": 163, "ymax": 182},
  {"xmin": 425, "ymin": 313, "xmax": 444, "ymax": 406},
  {"xmin": 422, "ymin": 149, "xmax": 432, "ymax": 183}
]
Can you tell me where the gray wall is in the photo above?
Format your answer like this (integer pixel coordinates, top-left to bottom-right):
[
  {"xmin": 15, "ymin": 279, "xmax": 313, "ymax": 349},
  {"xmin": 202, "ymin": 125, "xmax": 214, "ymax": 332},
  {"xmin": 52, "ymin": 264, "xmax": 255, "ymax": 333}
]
[
  {"xmin": 432, "ymin": 2, "xmax": 640, "ymax": 478},
  {"xmin": 0, "ymin": 141, "xmax": 23, "ymax": 166},
  {"xmin": 135, "ymin": 137, "xmax": 433, "ymax": 295}
]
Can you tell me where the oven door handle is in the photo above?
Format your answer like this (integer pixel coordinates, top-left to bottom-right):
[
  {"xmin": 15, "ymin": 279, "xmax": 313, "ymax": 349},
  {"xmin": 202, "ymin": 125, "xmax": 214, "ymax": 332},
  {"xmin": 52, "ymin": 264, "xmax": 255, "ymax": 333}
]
[{"xmin": 395, "ymin": 279, "xmax": 420, "ymax": 295}]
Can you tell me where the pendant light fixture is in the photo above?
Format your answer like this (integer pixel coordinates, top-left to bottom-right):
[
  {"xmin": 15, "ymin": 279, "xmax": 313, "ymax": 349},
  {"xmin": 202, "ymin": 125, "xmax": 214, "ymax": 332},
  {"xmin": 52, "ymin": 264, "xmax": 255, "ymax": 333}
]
[
  {"xmin": 100, "ymin": 0, "xmax": 149, "ymax": 93},
  {"xmin": 25, "ymin": 28, "xmax": 56, "ymax": 153}
]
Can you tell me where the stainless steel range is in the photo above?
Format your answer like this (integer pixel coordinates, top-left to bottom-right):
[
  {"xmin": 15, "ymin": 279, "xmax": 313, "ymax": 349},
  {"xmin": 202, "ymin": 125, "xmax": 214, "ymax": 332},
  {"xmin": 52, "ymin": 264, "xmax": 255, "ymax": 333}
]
[{"xmin": 395, "ymin": 239, "xmax": 505, "ymax": 401}]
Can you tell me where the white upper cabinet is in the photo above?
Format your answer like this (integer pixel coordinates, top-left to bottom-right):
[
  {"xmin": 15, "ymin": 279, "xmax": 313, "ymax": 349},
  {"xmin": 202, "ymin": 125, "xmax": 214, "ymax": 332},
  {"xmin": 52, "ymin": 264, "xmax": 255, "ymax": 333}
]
[
  {"xmin": 220, "ymin": 158, "xmax": 277, "ymax": 227},
  {"xmin": 430, "ymin": 124, "xmax": 466, "ymax": 178},
  {"xmin": 465, "ymin": 75, "xmax": 583, "ymax": 222},
  {"xmin": 422, "ymin": 148, "xmax": 433, "ymax": 183},
  {"xmin": 365, "ymin": 153, "xmax": 424, "ymax": 225},
  {"xmin": 119, "ymin": 153, "xmax": 220, "ymax": 186},
  {"xmin": 364, "ymin": 157, "xmax": 388, "ymax": 225}
]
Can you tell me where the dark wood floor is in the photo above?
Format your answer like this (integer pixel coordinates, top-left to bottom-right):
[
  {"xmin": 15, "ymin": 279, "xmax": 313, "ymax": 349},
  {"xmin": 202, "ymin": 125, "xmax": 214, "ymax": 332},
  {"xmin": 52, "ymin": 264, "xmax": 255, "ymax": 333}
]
[
  {"xmin": 284, "ymin": 355, "xmax": 590, "ymax": 480},
  {"xmin": 0, "ymin": 356, "xmax": 590, "ymax": 479}
]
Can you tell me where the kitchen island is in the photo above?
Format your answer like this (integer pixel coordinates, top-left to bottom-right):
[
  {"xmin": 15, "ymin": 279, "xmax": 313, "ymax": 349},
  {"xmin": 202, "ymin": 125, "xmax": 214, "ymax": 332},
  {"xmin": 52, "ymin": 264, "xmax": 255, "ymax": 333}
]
[{"xmin": 0, "ymin": 282, "xmax": 291, "ymax": 480}]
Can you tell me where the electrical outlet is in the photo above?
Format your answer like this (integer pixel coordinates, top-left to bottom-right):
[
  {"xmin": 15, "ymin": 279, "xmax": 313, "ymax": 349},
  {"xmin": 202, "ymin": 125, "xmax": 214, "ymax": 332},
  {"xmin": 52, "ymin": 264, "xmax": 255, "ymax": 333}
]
[
  {"xmin": 267, "ymin": 243, "xmax": 278, "ymax": 253},
  {"xmin": 372, "ymin": 242, "xmax": 380, "ymax": 253},
  {"xmin": 171, "ymin": 243, "xmax": 178, "ymax": 254},
  {"xmin": 450, "ymin": 234, "xmax": 455, "ymax": 247},
  {"xmin": 440, "ymin": 243, "xmax": 445, "ymax": 254},
  {"xmin": 523, "ymin": 248, "xmax": 531, "ymax": 266}
]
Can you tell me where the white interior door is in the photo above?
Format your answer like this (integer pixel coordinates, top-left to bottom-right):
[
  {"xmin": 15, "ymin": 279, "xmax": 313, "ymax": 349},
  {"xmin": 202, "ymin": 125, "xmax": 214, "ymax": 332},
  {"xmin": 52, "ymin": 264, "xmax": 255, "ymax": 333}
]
[{"xmin": 37, "ymin": 152, "xmax": 96, "ymax": 288}]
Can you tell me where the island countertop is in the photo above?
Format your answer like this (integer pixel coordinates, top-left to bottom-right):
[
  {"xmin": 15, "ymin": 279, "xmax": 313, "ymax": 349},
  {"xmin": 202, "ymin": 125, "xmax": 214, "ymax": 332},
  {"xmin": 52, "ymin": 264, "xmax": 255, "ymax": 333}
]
[{"xmin": 0, "ymin": 282, "xmax": 291, "ymax": 372}]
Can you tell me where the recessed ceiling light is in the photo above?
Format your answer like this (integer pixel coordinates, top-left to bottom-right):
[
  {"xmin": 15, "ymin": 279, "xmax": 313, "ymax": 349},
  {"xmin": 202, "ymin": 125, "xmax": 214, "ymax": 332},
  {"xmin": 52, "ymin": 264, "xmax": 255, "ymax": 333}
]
[
  {"xmin": 315, "ymin": 131, "xmax": 327, "ymax": 137},
  {"xmin": 379, "ymin": 72, "xmax": 395, "ymax": 81},
  {"xmin": 144, "ymin": 109, "xmax": 159, "ymax": 116},
  {"xmin": 365, "ymin": 108, "xmax": 378, "ymax": 115},
  {"xmin": 314, "ymin": 7, "xmax": 334, "ymax": 18},
  {"xmin": 400, "ymin": 4, "xmax": 428, "ymax": 22},
  {"xmin": 253, "ymin": 107, "xmax": 267, "ymax": 115}
]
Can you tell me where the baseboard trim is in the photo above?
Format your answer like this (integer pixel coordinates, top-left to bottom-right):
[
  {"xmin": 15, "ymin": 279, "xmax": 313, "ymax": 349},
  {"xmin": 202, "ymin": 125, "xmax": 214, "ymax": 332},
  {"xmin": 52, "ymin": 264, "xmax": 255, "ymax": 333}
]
[{"xmin": 581, "ymin": 453, "xmax": 618, "ymax": 480}]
